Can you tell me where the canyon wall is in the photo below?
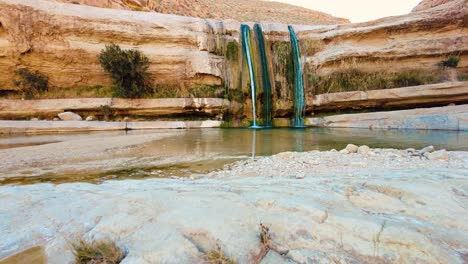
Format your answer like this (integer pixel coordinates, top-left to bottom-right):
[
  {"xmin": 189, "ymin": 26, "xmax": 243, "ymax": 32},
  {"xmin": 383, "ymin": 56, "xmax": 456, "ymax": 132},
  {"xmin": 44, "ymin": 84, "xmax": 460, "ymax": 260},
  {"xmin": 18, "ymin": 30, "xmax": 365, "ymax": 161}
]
[{"xmin": 0, "ymin": 0, "xmax": 466, "ymax": 119}]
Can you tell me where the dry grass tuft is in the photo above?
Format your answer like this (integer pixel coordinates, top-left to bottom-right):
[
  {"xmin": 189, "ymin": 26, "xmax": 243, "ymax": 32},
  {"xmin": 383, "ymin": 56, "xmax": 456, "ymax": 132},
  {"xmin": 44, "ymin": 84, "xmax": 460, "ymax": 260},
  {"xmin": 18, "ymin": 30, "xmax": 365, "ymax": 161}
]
[
  {"xmin": 203, "ymin": 244, "xmax": 237, "ymax": 264},
  {"xmin": 72, "ymin": 238, "xmax": 126, "ymax": 264},
  {"xmin": 252, "ymin": 223, "xmax": 289, "ymax": 263}
]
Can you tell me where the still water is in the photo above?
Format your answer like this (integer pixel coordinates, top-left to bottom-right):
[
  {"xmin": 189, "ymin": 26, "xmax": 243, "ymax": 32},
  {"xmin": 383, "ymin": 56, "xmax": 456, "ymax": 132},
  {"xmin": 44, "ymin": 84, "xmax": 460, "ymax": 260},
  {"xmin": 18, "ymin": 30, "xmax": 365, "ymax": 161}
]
[{"xmin": 1, "ymin": 128, "xmax": 466, "ymax": 185}]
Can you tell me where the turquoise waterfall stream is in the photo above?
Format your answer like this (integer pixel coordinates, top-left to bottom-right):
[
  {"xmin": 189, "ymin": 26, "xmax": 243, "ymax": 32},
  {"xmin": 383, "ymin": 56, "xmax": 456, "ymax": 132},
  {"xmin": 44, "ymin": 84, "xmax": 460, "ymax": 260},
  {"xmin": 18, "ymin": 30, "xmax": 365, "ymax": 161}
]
[
  {"xmin": 254, "ymin": 23, "xmax": 273, "ymax": 127},
  {"xmin": 288, "ymin": 25, "xmax": 306, "ymax": 127},
  {"xmin": 241, "ymin": 24, "xmax": 260, "ymax": 128}
]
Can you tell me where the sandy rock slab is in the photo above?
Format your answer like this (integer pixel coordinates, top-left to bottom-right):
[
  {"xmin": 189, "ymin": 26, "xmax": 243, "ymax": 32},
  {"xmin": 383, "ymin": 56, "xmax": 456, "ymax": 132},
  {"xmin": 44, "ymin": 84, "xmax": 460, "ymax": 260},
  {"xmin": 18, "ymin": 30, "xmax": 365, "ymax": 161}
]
[{"xmin": 1, "ymin": 165, "xmax": 468, "ymax": 263}]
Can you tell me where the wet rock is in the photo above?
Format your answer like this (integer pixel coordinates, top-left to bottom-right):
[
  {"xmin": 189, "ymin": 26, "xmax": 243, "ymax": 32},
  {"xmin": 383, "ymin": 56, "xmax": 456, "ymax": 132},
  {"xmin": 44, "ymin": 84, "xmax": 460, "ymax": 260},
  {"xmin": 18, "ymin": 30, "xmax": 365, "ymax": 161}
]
[
  {"xmin": 419, "ymin": 145, "xmax": 435, "ymax": 155},
  {"xmin": 58, "ymin": 112, "xmax": 82, "ymax": 121},
  {"xmin": 425, "ymin": 150, "xmax": 449, "ymax": 161},
  {"xmin": 345, "ymin": 144, "xmax": 359, "ymax": 153}
]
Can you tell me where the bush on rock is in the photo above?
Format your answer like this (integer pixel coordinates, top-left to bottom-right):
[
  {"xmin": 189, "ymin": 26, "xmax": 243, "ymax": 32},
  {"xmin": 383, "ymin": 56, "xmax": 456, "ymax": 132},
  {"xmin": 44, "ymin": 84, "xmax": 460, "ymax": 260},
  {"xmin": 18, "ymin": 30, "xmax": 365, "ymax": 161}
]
[{"xmin": 99, "ymin": 44, "xmax": 152, "ymax": 98}]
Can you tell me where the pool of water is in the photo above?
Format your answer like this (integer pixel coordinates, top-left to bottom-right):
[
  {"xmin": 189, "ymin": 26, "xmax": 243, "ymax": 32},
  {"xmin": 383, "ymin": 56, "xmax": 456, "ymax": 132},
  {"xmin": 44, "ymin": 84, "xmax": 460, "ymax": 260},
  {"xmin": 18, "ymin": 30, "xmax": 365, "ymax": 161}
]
[{"xmin": 1, "ymin": 128, "xmax": 466, "ymax": 185}]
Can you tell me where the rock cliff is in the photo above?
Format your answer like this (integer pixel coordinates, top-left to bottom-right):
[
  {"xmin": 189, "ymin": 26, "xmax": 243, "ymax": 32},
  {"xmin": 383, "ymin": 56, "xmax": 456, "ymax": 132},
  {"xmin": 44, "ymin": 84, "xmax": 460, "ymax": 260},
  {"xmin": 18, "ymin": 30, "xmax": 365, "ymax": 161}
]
[
  {"xmin": 0, "ymin": 0, "xmax": 466, "ymax": 120},
  {"xmin": 51, "ymin": 0, "xmax": 349, "ymax": 25}
]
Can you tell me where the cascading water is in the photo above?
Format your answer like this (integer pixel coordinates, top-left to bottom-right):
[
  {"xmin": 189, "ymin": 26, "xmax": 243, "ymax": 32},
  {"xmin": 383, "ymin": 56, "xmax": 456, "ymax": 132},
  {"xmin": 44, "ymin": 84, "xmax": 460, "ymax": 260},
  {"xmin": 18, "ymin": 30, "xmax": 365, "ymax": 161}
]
[
  {"xmin": 241, "ymin": 24, "xmax": 261, "ymax": 128},
  {"xmin": 254, "ymin": 23, "xmax": 273, "ymax": 127},
  {"xmin": 288, "ymin": 25, "xmax": 306, "ymax": 128}
]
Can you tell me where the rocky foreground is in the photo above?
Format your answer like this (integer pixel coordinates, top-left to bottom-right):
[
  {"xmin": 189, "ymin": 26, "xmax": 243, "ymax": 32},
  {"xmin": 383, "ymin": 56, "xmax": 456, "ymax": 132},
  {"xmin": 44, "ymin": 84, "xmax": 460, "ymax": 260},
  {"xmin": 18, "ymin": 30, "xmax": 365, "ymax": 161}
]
[{"xmin": 1, "ymin": 146, "xmax": 467, "ymax": 263}]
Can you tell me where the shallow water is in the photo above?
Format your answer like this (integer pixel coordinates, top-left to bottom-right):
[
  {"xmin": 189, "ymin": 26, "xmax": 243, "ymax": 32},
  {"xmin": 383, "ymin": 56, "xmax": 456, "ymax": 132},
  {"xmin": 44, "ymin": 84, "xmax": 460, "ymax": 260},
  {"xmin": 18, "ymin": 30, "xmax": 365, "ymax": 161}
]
[{"xmin": 1, "ymin": 128, "xmax": 467, "ymax": 185}]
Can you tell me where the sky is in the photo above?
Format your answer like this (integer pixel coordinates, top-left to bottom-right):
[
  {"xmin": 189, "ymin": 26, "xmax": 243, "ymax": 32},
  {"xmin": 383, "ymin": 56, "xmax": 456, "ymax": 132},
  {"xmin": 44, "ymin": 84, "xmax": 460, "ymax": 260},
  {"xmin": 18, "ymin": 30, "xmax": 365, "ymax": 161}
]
[{"xmin": 272, "ymin": 0, "xmax": 422, "ymax": 22}]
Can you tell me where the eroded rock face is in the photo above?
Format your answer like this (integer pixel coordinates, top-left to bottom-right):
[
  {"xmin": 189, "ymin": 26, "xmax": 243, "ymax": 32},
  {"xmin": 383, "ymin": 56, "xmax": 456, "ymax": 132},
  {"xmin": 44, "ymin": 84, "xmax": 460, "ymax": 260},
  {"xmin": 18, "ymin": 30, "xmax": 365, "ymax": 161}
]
[
  {"xmin": 0, "ymin": 0, "xmax": 466, "ymax": 92},
  {"xmin": 412, "ymin": 0, "xmax": 456, "ymax": 12}
]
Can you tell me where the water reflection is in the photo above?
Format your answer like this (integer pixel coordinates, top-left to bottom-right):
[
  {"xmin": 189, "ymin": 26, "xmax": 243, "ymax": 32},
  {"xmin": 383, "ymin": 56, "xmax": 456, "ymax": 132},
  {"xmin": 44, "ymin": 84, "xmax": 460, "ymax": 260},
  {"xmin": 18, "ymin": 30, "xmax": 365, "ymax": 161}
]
[{"xmin": 1, "ymin": 128, "xmax": 467, "ymax": 185}]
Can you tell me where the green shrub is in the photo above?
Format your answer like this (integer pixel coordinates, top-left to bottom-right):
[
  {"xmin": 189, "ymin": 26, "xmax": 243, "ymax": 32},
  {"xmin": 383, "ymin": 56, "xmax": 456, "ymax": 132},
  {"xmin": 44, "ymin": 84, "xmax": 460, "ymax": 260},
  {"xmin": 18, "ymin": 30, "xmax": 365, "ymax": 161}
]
[
  {"xmin": 13, "ymin": 68, "xmax": 48, "ymax": 99},
  {"xmin": 72, "ymin": 238, "xmax": 126, "ymax": 264},
  {"xmin": 459, "ymin": 72, "xmax": 468, "ymax": 81},
  {"xmin": 225, "ymin": 88, "xmax": 246, "ymax": 103},
  {"xmin": 439, "ymin": 56, "xmax": 460, "ymax": 68},
  {"xmin": 99, "ymin": 44, "xmax": 152, "ymax": 98},
  {"xmin": 309, "ymin": 68, "xmax": 443, "ymax": 94}
]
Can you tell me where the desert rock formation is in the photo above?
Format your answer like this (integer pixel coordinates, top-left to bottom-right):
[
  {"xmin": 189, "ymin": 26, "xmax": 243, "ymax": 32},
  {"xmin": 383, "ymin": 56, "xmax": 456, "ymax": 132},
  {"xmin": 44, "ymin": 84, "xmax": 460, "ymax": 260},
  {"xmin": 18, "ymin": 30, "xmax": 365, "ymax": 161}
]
[
  {"xmin": 0, "ymin": 0, "xmax": 466, "ymax": 91},
  {"xmin": 412, "ymin": 0, "xmax": 457, "ymax": 12},
  {"xmin": 52, "ymin": 0, "xmax": 349, "ymax": 25}
]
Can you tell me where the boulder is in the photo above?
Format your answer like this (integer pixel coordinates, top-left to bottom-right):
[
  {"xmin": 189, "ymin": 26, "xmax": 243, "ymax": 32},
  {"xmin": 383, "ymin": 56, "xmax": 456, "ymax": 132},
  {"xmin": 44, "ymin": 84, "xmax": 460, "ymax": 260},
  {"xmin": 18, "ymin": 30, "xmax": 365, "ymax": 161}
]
[
  {"xmin": 357, "ymin": 145, "xmax": 370, "ymax": 156},
  {"xmin": 58, "ymin": 112, "xmax": 83, "ymax": 121},
  {"xmin": 85, "ymin": 115, "xmax": 96, "ymax": 121},
  {"xmin": 345, "ymin": 144, "xmax": 359, "ymax": 153}
]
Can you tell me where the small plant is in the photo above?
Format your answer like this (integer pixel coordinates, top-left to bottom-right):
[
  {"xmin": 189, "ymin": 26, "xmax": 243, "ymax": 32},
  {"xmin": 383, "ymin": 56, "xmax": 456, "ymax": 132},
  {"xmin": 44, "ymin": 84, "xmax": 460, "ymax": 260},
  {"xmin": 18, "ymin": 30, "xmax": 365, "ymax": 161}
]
[
  {"xmin": 190, "ymin": 85, "xmax": 226, "ymax": 98},
  {"xmin": 439, "ymin": 56, "xmax": 460, "ymax": 68},
  {"xmin": 13, "ymin": 68, "xmax": 48, "ymax": 99},
  {"xmin": 72, "ymin": 238, "xmax": 126, "ymax": 264},
  {"xmin": 226, "ymin": 41, "xmax": 239, "ymax": 62},
  {"xmin": 203, "ymin": 244, "xmax": 236, "ymax": 264},
  {"xmin": 99, "ymin": 44, "xmax": 152, "ymax": 98},
  {"xmin": 308, "ymin": 68, "xmax": 443, "ymax": 94},
  {"xmin": 99, "ymin": 105, "xmax": 114, "ymax": 121}
]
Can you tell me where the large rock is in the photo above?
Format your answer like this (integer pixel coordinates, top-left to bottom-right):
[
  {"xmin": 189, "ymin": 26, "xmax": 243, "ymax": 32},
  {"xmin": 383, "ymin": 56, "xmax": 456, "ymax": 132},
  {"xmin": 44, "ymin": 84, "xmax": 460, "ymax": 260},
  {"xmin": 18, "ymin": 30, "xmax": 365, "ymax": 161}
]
[
  {"xmin": 309, "ymin": 82, "xmax": 468, "ymax": 112},
  {"xmin": 0, "ymin": 98, "xmax": 229, "ymax": 119},
  {"xmin": 57, "ymin": 111, "xmax": 82, "ymax": 121},
  {"xmin": 307, "ymin": 104, "xmax": 468, "ymax": 131}
]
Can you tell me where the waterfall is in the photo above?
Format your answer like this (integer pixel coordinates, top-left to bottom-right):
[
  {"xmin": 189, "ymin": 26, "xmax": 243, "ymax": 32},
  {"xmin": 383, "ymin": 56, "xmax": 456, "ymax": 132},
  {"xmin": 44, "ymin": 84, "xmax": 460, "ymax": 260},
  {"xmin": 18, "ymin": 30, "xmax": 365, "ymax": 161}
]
[
  {"xmin": 254, "ymin": 23, "xmax": 273, "ymax": 127},
  {"xmin": 241, "ymin": 24, "xmax": 260, "ymax": 128},
  {"xmin": 288, "ymin": 25, "xmax": 306, "ymax": 128}
]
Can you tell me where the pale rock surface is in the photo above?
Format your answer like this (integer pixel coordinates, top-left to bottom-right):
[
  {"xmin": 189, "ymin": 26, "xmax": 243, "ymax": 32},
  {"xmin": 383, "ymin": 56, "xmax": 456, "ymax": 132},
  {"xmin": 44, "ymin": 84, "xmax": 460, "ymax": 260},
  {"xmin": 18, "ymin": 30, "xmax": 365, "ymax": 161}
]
[
  {"xmin": 57, "ymin": 111, "xmax": 83, "ymax": 121},
  {"xmin": 0, "ymin": 149, "xmax": 467, "ymax": 263},
  {"xmin": 85, "ymin": 115, "xmax": 96, "ymax": 121}
]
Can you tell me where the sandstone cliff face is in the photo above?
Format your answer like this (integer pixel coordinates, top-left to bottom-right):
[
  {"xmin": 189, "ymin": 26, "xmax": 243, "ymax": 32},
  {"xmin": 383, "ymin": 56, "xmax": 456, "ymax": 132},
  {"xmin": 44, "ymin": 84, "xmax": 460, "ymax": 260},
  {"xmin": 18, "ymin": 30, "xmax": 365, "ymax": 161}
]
[
  {"xmin": 412, "ymin": 0, "xmax": 456, "ymax": 12},
  {"xmin": 0, "ymin": 0, "xmax": 466, "ymax": 116},
  {"xmin": 52, "ymin": 0, "xmax": 349, "ymax": 25}
]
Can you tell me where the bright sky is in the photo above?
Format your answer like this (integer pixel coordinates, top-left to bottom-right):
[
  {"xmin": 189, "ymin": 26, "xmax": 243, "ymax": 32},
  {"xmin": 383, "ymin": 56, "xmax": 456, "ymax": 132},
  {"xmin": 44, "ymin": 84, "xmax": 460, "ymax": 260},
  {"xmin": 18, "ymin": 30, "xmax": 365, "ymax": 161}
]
[{"xmin": 271, "ymin": 0, "xmax": 422, "ymax": 22}]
